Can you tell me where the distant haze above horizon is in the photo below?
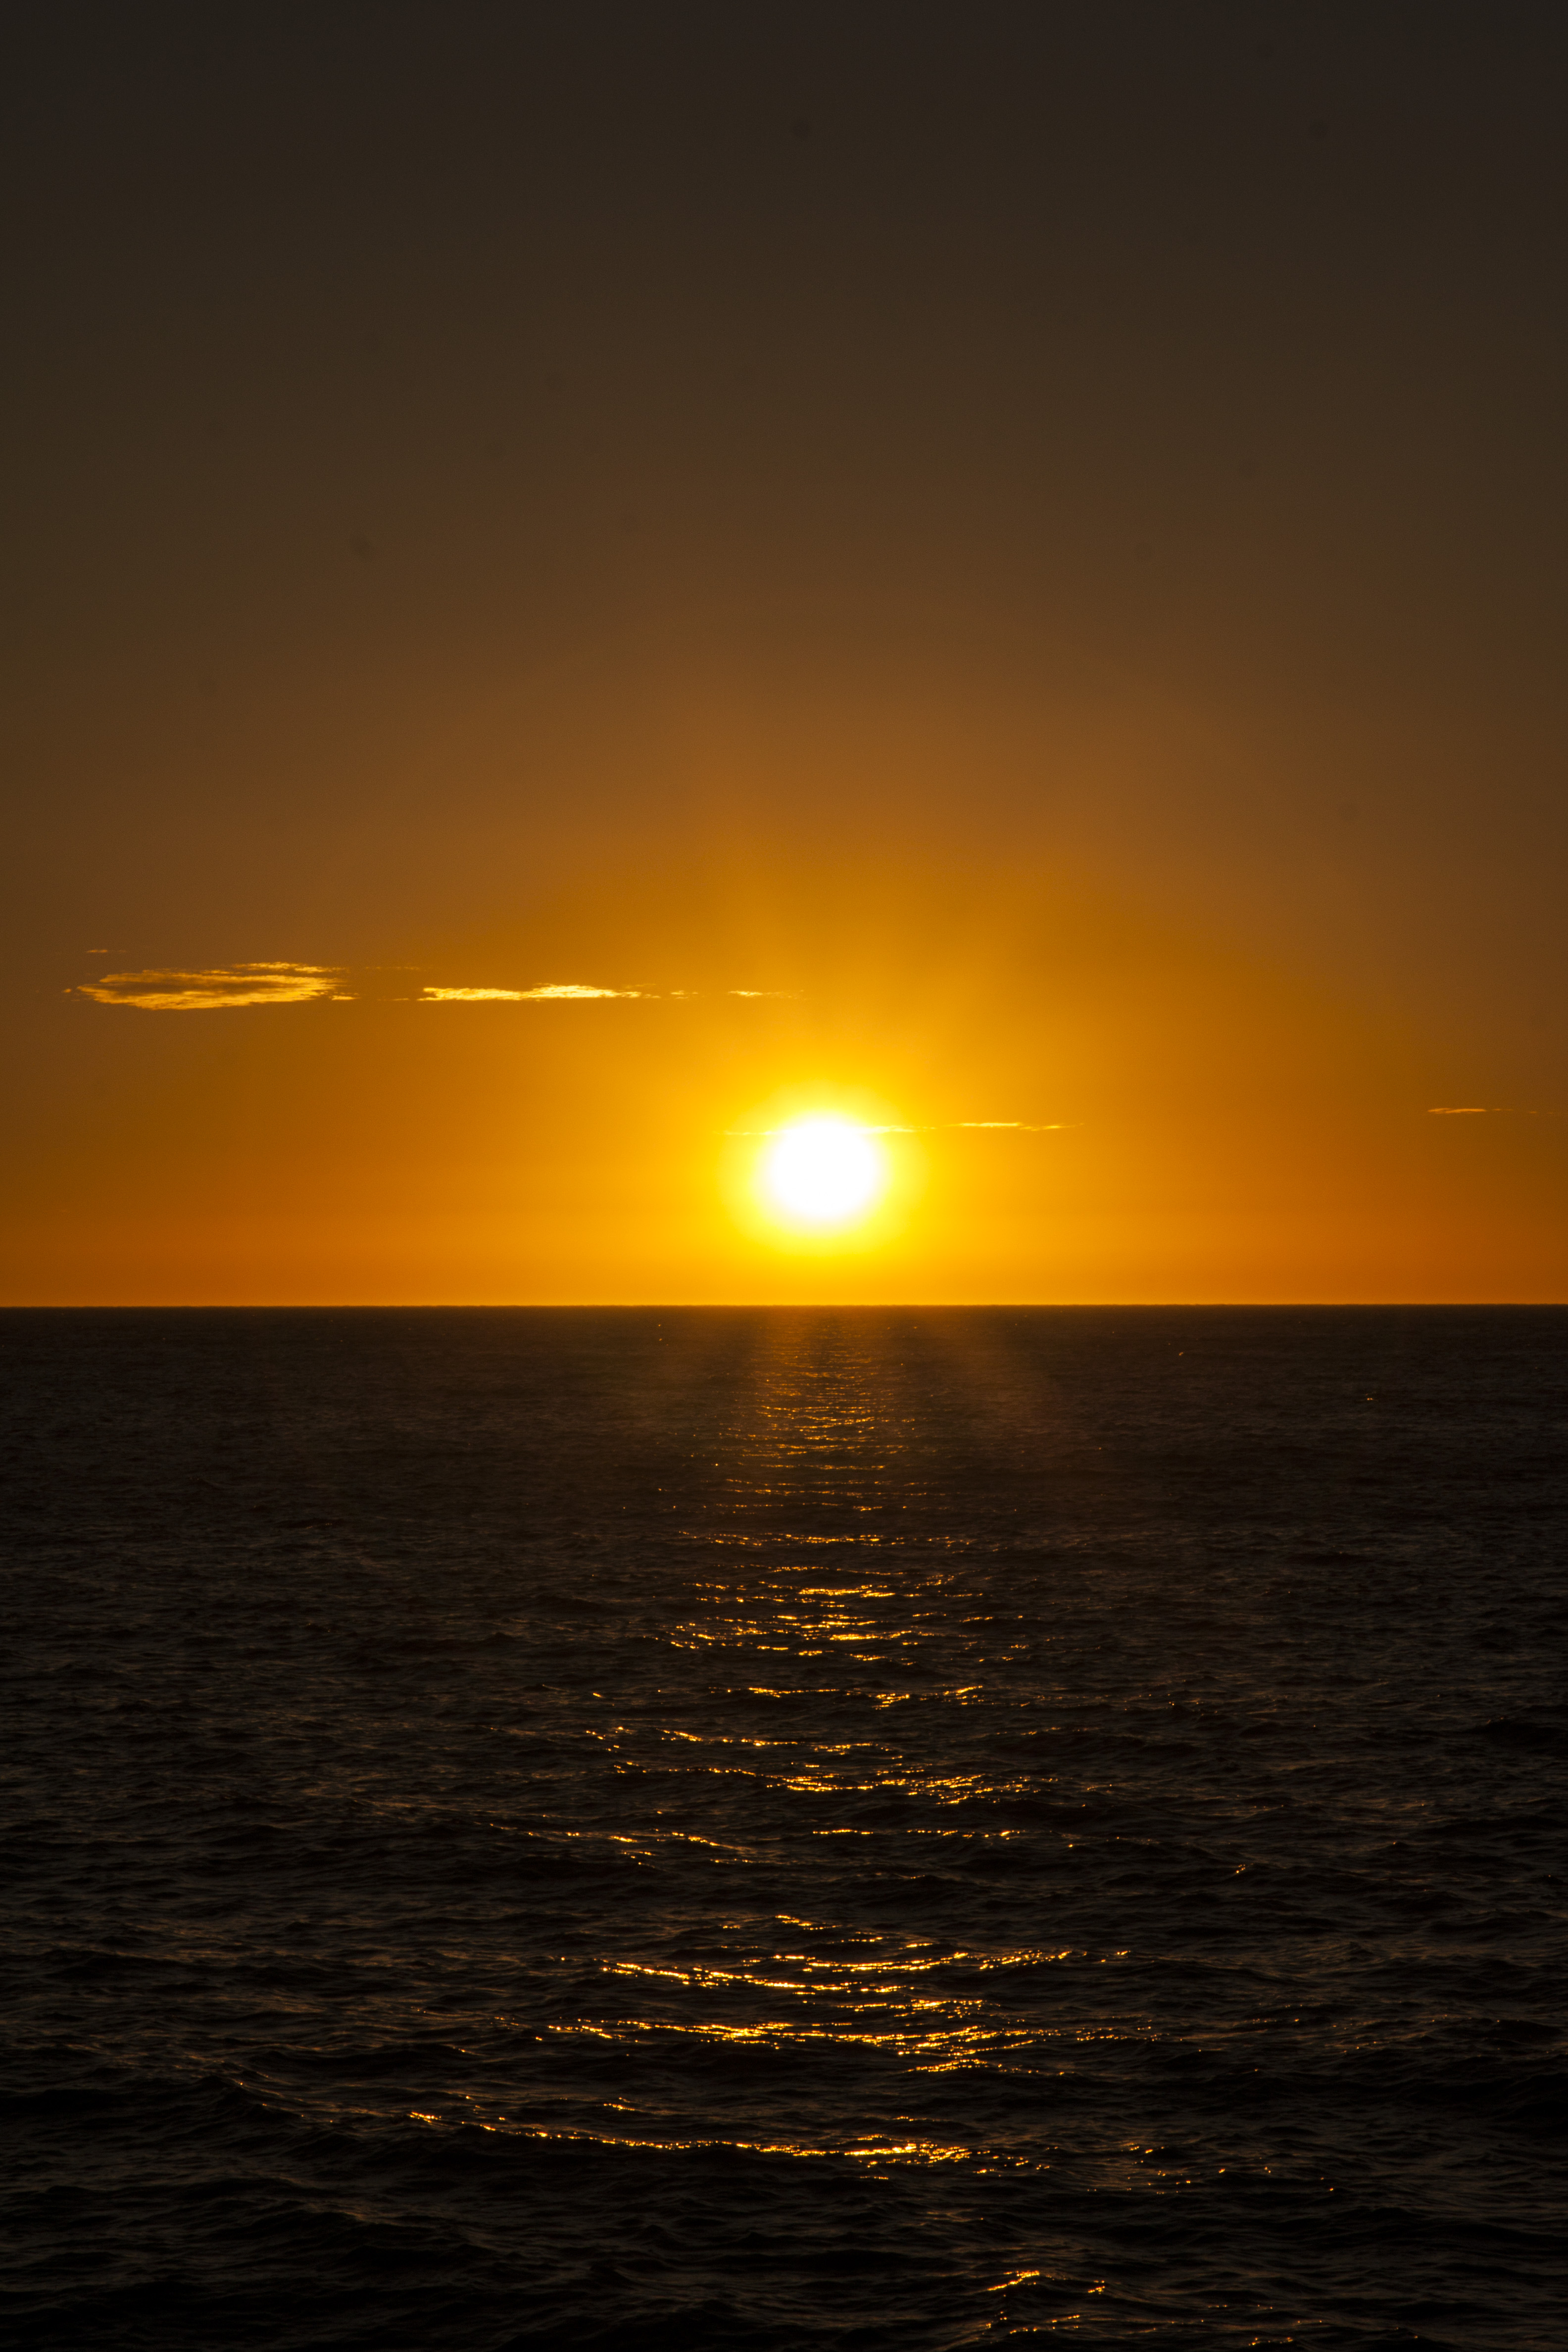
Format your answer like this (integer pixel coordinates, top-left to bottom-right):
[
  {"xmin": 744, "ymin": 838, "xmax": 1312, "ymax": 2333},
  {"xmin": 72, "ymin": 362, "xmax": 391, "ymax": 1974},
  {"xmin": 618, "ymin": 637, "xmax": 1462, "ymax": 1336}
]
[{"xmin": 4, "ymin": 1, "xmax": 1564, "ymax": 1302}]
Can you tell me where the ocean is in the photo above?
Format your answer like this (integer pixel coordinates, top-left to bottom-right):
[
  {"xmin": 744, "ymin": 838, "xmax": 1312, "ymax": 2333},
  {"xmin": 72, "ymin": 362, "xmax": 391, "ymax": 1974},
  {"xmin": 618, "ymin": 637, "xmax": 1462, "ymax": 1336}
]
[{"xmin": 2, "ymin": 1307, "xmax": 1564, "ymax": 2349}]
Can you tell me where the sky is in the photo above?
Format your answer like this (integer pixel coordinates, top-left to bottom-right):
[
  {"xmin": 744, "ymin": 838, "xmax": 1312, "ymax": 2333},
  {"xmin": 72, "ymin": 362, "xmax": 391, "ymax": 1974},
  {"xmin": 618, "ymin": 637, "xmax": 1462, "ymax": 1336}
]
[{"xmin": 3, "ymin": 0, "xmax": 1564, "ymax": 1303}]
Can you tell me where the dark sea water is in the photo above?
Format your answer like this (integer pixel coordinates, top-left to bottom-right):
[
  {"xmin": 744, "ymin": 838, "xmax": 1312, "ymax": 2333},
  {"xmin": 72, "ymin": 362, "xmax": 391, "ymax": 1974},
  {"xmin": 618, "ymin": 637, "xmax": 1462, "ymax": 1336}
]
[{"xmin": 2, "ymin": 1308, "xmax": 1566, "ymax": 2351}]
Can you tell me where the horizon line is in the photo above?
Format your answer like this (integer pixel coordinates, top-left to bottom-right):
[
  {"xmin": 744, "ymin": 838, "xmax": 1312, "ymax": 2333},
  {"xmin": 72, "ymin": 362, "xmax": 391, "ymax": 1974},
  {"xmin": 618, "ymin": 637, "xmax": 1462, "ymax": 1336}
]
[{"xmin": 1, "ymin": 1300, "xmax": 1563, "ymax": 1313}]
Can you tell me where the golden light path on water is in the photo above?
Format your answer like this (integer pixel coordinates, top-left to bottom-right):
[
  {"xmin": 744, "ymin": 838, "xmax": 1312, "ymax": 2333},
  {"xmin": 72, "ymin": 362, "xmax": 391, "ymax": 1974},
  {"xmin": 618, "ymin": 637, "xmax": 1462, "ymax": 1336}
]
[{"xmin": 405, "ymin": 1316, "xmax": 1154, "ymax": 2197}]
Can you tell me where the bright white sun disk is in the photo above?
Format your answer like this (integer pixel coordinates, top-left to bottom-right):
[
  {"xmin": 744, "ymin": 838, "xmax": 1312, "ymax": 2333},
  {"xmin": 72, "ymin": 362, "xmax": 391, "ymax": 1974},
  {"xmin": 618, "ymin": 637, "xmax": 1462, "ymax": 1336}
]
[{"xmin": 762, "ymin": 1119, "xmax": 882, "ymax": 1224}]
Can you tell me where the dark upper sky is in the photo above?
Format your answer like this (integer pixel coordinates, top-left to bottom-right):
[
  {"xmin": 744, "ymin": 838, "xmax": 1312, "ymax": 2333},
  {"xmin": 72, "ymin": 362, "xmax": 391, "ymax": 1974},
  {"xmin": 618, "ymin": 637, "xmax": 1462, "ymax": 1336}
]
[{"xmin": 3, "ymin": 1, "xmax": 1564, "ymax": 1298}]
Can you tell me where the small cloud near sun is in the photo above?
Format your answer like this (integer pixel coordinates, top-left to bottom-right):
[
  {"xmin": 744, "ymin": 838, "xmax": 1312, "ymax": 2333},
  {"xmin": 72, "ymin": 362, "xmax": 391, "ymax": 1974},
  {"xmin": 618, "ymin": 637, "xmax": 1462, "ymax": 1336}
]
[
  {"xmin": 421, "ymin": 982, "xmax": 649, "ymax": 1001},
  {"xmin": 421, "ymin": 983, "xmax": 798, "ymax": 1003},
  {"xmin": 420, "ymin": 987, "xmax": 530, "ymax": 1002}
]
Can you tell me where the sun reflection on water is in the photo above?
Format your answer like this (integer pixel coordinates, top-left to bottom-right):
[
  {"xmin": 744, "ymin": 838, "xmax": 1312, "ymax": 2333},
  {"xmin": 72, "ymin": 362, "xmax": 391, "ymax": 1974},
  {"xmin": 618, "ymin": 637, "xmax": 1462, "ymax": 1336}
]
[
  {"xmin": 480, "ymin": 1314, "xmax": 1099, "ymax": 2169},
  {"xmin": 384, "ymin": 1315, "xmax": 1157, "ymax": 2179}
]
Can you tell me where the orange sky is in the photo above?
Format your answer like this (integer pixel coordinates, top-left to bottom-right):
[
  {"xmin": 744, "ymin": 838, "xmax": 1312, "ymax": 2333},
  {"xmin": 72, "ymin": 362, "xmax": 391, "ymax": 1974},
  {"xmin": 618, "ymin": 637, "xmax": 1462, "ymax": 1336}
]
[{"xmin": 3, "ymin": 6, "xmax": 1564, "ymax": 1302}]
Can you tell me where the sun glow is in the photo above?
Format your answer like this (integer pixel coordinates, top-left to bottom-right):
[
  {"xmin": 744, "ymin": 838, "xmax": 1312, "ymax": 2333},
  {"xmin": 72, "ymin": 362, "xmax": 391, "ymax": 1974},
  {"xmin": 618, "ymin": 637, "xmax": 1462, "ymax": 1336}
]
[{"xmin": 761, "ymin": 1119, "xmax": 886, "ymax": 1227}]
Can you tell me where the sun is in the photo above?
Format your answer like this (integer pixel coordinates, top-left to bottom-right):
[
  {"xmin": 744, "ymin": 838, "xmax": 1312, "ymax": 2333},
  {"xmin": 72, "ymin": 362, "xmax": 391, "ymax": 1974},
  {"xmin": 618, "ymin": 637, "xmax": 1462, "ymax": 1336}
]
[{"xmin": 761, "ymin": 1117, "xmax": 886, "ymax": 1227}]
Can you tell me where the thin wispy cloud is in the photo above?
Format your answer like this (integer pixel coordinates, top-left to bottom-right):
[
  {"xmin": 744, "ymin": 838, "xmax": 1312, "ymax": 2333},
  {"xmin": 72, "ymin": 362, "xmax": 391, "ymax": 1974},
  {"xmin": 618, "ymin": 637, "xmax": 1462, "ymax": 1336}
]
[
  {"xmin": 422, "ymin": 984, "xmax": 797, "ymax": 1002},
  {"xmin": 420, "ymin": 987, "xmax": 529, "ymax": 1002},
  {"xmin": 422, "ymin": 982, "xmax": 649, "ymax": 1002},
  {"xmin": 76, "ymin": 964, "xmax": 339, "ymax": 1011},
  {"xmin": 1426, "ymin": 1106, "xmax": 1524, "ymax": 1116},
  {"xmin": 74, "ymin": 967, "xmax": 796, "ymax": 1011}
]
